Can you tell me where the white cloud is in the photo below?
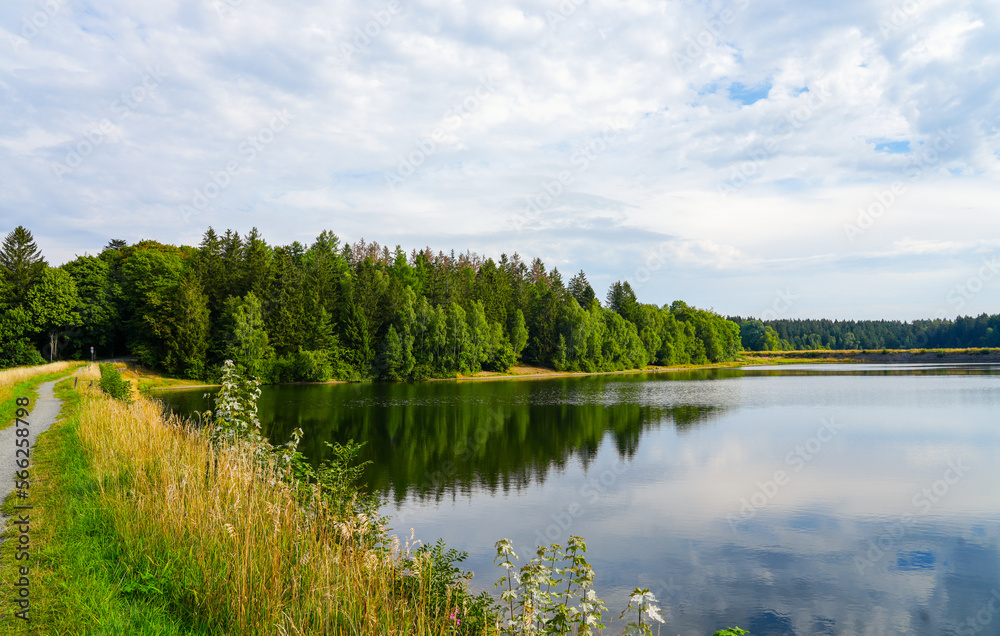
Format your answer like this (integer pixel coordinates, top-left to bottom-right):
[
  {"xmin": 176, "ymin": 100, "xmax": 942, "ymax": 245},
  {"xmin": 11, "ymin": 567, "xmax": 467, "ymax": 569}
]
[{"xmin": 0, "ymin": 0, "xmax": 998, "ymax": 318}]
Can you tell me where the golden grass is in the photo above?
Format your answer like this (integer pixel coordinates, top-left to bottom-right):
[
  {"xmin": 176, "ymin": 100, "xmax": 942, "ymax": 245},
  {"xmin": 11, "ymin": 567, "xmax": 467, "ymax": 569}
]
[
  {"xmin": 75, "ymin": 387, "xmax": 453, "ymax": 635},
  {"xmin": 0, "ymin": 361, "xmax": 76, "ymax": 388}
]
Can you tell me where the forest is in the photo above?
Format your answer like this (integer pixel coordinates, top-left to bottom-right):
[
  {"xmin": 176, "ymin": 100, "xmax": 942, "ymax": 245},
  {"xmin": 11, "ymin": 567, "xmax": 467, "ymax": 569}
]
[
  {"xmin": 0, "ymin": 226, "xmax": 742, "ymax": 381},
  {"xmin": 732, "ymin": 315, "xmax": 1000, "ymax": 351}
]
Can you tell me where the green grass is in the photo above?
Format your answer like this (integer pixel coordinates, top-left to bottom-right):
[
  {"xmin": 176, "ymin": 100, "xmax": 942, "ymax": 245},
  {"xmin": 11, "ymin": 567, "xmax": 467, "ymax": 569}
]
[
  {"xmin": 0, "ymin": 366, "xmax": 80, "ymax": 431},
  {"xmin": 0, "ymin": 379, "xmax": 209, "ymax": 636}
]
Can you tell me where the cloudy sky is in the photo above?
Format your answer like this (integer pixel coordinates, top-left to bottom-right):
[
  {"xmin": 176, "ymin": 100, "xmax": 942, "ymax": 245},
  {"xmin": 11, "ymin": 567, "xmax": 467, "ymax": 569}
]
[{"xmin": 2, "ymin": 0, "xmax": 999, "ymax": 320}]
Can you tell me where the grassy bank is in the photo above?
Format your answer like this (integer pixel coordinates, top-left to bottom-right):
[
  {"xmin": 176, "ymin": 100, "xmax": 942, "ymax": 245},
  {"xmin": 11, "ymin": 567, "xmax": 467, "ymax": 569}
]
[
  {"xmin": 0, "ymin": 363, "xmax": 752, "ymax": 635},
  {"xmin": 120, "ymin": 364, "xmax": 209, "ymax": 392},
  {"xmin": 1, "ymin": 372, "xmax": 469, "ymax": 635},
  {"xmin": 0, "ymin": 376, "xmax": 197, "ymax": 635},
  {"xmin": 0, "ymin": 361, "xmax": 80, "ymax": 430}
]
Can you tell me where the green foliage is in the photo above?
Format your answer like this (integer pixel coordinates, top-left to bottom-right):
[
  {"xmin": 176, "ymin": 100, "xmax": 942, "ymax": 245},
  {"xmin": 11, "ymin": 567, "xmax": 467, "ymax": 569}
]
[
  {"xmin": 0, "ymin": 384, "xmax": 207, "ymax": 634},
  {"xmin": 296, "ymin": 348, "xmax": 335, "ymax": 382},
  {"xmin": 99, "ymin": 363, "xmax": 132, "ymax": 403},
  {"xmin": 494, "ymin": 536, "xmax": 607, "ymax": 635},
  {"xmin": 204, "ymin": 361, "xmax": 376, "ymax": 520},
  {"xmin": 401, "ymin": 538, "xmax": 497, "ymax": 635},
  {"xmin": 510, "ymin": 309, "xmax": 529, "ymax": 361},
  {"xmin": 619, "ymin": 588, "xmax": 664, "ymax": 636},
  {"xmin": 567, "ymin": 270, "xmax": 596, "ymax": 309},
  {"xmin": 490, "ymin": 536, "xmax": 746, "ymax": 636},
  {"xmin": 61, "ymin": 254, "xmax": 119, "ymax": 358},
  {"xmin": 377, "ymin": 325, "xmax": 406, "ymax": 380},
  {"xmin": 162, "ymin": 270, "xmax": 210, "ymax": 380},
  {"xmin": 0, "ymin": 336, "xmax": 46, "ymax": 368},
  {"xmin": 0, "ymin": 306, "xmax": 44, "ymax": 368},
  {"xmin": 732, "ymin": 314, "xmax": 1000, "ymax": 351},
  {"xmin": 220, "ymin": 292, "xmax": 275, "ymax": 381},
  {"xmin": 309, "ymin": 440, "xmax": 377, "ymax": 516},
  {"xmin": 0, "ymin": 225, "xmax": 47, "ymax": 303},
  {"xmin": 486, "ymin": 334, "xmax": 517, "ymax": 372},
  {"xmin": 203, "ymin": 360, "xmax": 264, "ymax": 448},
  {"xmin": 606, "ymin": 280, "xmax": 638, "ymax": 322},
  {"xmin": 739, "ymin": 320, "xmax": 784, "ymax": 351},
  {"xmin": 117, "ymin": 247, "xmax": 186, "ymax": 367},
  {"xmin": 26, "ymin": 267, "xmax": 83, "ymax": 359},
  {"xmin": 4, "ymin": 227, "xmax": 747, "ymax": 383}
]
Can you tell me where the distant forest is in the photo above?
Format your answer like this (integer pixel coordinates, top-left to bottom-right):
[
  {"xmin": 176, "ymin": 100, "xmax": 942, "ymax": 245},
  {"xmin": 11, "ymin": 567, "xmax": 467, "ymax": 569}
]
[
  {"xmin": 0, "ymin": 226, "xmax": 742, "ymax": 380},
  {"xmin": 731, "ymin": 316, "xmax": 1000, "ymax": 351}
]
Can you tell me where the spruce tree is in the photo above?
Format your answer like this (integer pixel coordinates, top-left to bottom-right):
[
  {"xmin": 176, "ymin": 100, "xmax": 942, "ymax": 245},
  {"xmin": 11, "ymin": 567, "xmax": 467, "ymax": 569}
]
[{"xmin": 0, "ymin": 226, "xmax": 47, "ymax": 304}]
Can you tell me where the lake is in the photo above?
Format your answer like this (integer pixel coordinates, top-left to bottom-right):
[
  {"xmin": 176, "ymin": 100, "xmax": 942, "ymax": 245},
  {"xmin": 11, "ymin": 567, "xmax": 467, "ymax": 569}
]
[{"xmin": 156, "ymin": 364, "xmax": 1000, "ymax": 635}]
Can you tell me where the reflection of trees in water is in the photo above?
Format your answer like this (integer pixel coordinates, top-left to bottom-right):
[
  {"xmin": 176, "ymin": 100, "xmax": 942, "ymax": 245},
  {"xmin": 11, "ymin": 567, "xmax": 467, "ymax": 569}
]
[
  {"xmin": 160, "ymin": 376, "xmax": 730, "ymax": 504},
  {"xmin": 351, "ymin": 400, "xmax": 726, "ymax": 504}
]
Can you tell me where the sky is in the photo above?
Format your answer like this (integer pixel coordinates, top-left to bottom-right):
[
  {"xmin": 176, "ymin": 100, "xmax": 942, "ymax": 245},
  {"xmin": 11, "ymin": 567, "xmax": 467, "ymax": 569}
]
[{"xmin": 1, "ymin": 0, "xmax": 999, "ymax": 321}]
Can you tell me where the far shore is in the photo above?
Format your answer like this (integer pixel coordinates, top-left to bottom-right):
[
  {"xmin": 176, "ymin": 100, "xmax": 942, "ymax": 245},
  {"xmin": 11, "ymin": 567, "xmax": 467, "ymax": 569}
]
[{"xmin": 131, "ymin": 347, "xmax": 1000, "ymax": 392}]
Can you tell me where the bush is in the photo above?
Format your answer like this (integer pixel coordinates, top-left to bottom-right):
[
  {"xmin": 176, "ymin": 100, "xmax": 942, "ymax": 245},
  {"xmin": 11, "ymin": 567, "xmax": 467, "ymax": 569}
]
[
  {"xmin": 295, "ymin": 349, "xmax": 334, "ymax": 382},
  {"xmin": 400, "ymin": 538, "xmax": 496, "ymax": 634},
  {"xmin": 0, "ymin": 339, "xmax": 46, "ymax": 369},
  {"xmin": 485, "ymin": 341, "xmax": 517, "ymax": 373},
  {"xmin": 98, "ymin": 363, "xmax": 132, "ymax": 403}
]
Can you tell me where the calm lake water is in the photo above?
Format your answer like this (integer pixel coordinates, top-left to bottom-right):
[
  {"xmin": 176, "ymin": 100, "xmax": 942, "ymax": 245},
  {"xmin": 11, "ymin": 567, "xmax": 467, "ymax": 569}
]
[{"xmin": 157, "ymin": 364, "xmax": 1000, "ymax": 635}]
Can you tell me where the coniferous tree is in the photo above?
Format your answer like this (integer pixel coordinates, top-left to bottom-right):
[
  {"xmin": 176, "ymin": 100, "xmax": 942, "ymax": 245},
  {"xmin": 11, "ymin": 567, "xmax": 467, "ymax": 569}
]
[
  {"xmin": 568, "ymin": 270, "xmax": 597, "ymax": 308},
  {"xmin": 510, "ymin": 309, "xmax": 529, "ymax": 362},
  {"xmin": 164, "ymin": 270, "xmax": 210, "ymax": 379},
  {"xmin": 0, "ymin": 226, "xmax": 47, "ymax": 304},
  {"xmin": 221, "ymin": 292, "xmax": 274, "ymax": 380}
]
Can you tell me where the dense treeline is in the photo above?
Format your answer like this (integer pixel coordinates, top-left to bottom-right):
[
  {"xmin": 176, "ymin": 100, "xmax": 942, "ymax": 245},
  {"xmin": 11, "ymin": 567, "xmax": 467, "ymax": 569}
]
[
  {"xmin": 0, "ymin": 226, "xmax": 741, "ymax": 380},
  {"xmin": 732, "ymin": 316, "xmax": 1000, "ymax": 351}
]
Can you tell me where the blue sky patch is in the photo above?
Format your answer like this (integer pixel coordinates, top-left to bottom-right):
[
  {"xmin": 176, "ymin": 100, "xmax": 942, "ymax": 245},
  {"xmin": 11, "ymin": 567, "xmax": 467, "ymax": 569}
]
[
  {"xmin": 875, "ymin": 140, "xmax": 911, "ymax": 154},
  {"xmin": 728, "ymin": 81, "xmax": 772, "ymax": 106}
]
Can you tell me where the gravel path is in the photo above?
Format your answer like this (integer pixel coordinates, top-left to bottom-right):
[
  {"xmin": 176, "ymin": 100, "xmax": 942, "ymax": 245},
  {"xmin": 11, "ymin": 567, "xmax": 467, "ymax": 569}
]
[{"xmin": 0, "ymin": 380, "xmax": 63, "ymax": 509}]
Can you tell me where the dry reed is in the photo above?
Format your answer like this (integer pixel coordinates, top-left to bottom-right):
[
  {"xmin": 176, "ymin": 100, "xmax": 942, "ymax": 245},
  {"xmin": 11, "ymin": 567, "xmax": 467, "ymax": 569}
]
[
  {"xmin": 0, "ymin": 360, "xmax": 76, "ymax": 388},
  {"xmin": 75, "ymin": 387, "xmax": 452, "ymax": 635}
]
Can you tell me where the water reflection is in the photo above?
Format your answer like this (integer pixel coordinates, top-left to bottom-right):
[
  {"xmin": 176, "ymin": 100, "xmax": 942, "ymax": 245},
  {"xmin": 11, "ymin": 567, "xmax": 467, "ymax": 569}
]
[
  {"xmin": 157, "ymin": 365, "xmax": 1000, "ymax": 635},
  {"xmin": 157, "ymin": 373, "xmax": 732, "ymax": 502}
]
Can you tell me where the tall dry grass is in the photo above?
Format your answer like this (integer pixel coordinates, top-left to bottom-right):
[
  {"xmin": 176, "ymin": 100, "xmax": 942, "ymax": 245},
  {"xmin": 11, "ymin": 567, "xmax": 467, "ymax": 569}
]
[
  {"xmin": 0, "ymin": 360, "xmax": 76, "ymax": 388},
  {"xmin": 76, "ymin": 388, "xmax": 454, "ymax": 635}
]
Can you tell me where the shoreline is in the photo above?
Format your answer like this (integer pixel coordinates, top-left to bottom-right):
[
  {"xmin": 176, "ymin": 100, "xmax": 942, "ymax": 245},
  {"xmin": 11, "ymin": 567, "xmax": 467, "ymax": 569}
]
[{"xmin": 137, "ymin": 348, "xmax": 1000, "ymax": 391}]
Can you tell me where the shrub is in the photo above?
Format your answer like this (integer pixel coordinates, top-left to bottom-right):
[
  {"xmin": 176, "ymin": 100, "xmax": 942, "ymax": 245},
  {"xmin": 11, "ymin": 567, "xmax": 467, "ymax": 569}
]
[
  {"xmin": 399, "ymin": 538, "xmax": 497, "ymax": 634},
  {"xmin": 0, "ymin": 338, "xmax": 46, "ymax": 369},
  {"xmin": 295, "ymin": 348, "xmax": 334, "ymax": 382},
  {"xmin": 98, "ymin": 363, "xmax": 131, "ymax": 403}
]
